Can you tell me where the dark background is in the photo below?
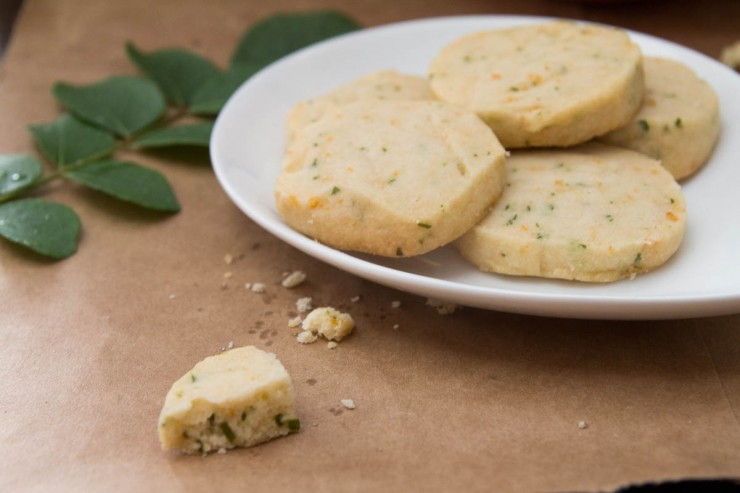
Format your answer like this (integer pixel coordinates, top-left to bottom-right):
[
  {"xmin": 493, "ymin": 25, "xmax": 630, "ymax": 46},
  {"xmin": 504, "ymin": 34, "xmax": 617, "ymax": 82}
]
[{"xmin": 1, "ymin": 1, "xmax": 739, "ymax": 60}]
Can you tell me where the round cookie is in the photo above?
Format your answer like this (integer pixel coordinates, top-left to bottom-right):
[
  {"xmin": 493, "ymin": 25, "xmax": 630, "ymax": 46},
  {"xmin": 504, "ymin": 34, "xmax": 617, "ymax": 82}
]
[
  {"xmin": 286, "ymin": 70, "xmax": 433, "ymax": 141},
  {"xmin": 599, "ymin": 57, "xmax": 720, "ymax": 180},
  {"xmin": 428, "ymin": 21, "xmax": 644, "ymax": 148},
  {"xmin": 276, "ymin": 100, "xmax": 507, "ymax": 257},
  {"xmin": 455, "ymin": 143, "xmax": 686, "ymax": 282}
]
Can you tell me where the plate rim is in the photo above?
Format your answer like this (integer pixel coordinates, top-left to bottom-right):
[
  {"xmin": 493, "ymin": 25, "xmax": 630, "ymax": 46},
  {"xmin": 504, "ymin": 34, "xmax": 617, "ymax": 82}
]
[{"xmin": 210, "ymin": 14, "xmax": 740, "ymax": 320}]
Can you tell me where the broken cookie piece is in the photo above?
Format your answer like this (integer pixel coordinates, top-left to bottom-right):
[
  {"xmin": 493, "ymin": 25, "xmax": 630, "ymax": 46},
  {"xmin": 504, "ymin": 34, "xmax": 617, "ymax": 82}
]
[
  {"xmin": 158, "ymin": 346, "xmax": 299, "ymax": 455},
  {"xmin": 301, "ymin": 307, "xmax": 355, "ymax": 341}
]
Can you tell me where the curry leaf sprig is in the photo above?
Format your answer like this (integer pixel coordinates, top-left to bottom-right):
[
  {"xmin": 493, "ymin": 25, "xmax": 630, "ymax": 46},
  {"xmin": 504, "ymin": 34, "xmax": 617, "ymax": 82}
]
[{"xmin": 0, "ymin": 10, "xmax": 360, "ymax": 259}]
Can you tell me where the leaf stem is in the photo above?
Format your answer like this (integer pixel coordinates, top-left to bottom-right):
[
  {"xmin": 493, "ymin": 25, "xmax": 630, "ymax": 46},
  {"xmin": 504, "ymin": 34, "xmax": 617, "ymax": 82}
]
[
  {"xmin": 0, "ymin": 106, "xmax": 198, "ymax": 205},
  {"xmin": 160, "ymin": 106, "xmax": 189, "ymax": 126},
  {"xmin": 0, "ymin": 143, "xmax": 124, "ymax": 204}
]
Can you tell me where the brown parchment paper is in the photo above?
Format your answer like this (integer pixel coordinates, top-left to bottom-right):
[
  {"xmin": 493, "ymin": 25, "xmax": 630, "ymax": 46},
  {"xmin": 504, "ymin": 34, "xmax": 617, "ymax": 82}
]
[{"xmin": 1, "ymin": 1, "xmax": 739, "ymax": 491}]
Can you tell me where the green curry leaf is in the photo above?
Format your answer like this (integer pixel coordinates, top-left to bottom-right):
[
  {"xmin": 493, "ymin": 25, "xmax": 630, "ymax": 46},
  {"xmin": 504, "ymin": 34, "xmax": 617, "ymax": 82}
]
[
  {"xmin": 132, "ymin": 122, "xmax": 213, "ymax": 149},
  {"xmin": 126, "ymin": 43, "xmax": 219, "ymax": 107},
  {"xmin": 231, "ymin": 11, "xmax": 360, "ymax": 69},
  {"xmin": 0, "ymin": 199, "xmax": 81, "ymax": 259},
  {"xmin": 28, "ymin": 114, "xmax": 116, "ymax": 167},
  {"xmin": 0, "ymin": 155, "xmax": 43, "ymax": 196},
  {"xmin": 66, "ymin": 160, "xmax": 180, "ymax": 212},
  {"xmin": 189, "ymin": 63, "xmax": 261, "ymax": 115},
  {"xmin": 53, "ymin": 76, "xmax": 166, "ymax": 138}
]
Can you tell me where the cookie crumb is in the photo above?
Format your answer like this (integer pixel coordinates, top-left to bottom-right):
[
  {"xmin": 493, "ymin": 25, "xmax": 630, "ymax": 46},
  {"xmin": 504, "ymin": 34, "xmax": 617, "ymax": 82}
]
[
  {"xmin": 296, "ymin": 297, "xmax": 313, "ymax": 313},
  {"xmin": 296, "ymin": 331, "xmax": 318, "ymax": 344},
  {"xmin": 390, "ymin": 300, "xmax": 401, "ymax": 309},
  {"xmin": 327, "ymin": 341, "xmax": 338, "ymax": 349},
  {"xmin": 168, "ymin": 293, "xmax": 176, "ymax": 300},
  {"xmin": 244, "ymin": 283, "xmax": 251, "ymax": 290},
  {"xmin": 578, "ymin": 420, "xmax": 588, "ymax": 430},
  {"xmin": 392, "ymin": 324, "xmax": 399, "ymax": 330},
  {"xmin": 281, "ymin": 270, "xmax": 307, "ymax": 288},
  {"xmin": 227, "ymin": 341, "xmax": 234, "ymax": 350},
  {"xmin": 217, "ymin": 447, "xmax": 227, "ymax": 455},
  {"xmin": 251, "ymin": 283, "xmax": 266, "ymax": 293},
  {"xmin": 302, "ymin": 307, "xmax": 355, "ymax": 341},
  {"xmin": 425, "ymin": 298, "xmax": 458, "ymax": 315},
  {"xmin": 288, "ymin": 316, "xmax": 302, "ymax": 328},
  {"xmin": 340, "ymin": 399, "xmax": 356, "ymax": 410},
  {"xmin": 223, "ymin": 254, "xmax": 233, "ymax": 265},
  {"xmin": 350, "ymin": 295, "xmax": 361, "ymax": 303},
  {"xmin": 223, "ymin": 271, "xmax": 233, "ymax": 279}
]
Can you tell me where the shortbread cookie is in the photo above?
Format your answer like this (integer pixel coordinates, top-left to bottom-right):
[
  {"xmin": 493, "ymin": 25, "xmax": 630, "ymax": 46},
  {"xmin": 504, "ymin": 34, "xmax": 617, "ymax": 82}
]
[
  {"xmin": 159, "ymin": 346, "xmax": 299, "ymax": 454},
  {"xmin": 286, "ymin": 70, "xmax": 433, "ymax": 140},
  {"xmin": 455, "ymin": 143, "xmax": 686, "ymax": 282},
  {"xmin": 276, "ymin": 100, "xmax": 507, "ymax": 257},
  {"xmin": 599, "ymin": 57, "xmax": 720, "ymax": 180},
  {"xmin": 428, "ymin": 21, "xmax": 644, "ymax": 148}
]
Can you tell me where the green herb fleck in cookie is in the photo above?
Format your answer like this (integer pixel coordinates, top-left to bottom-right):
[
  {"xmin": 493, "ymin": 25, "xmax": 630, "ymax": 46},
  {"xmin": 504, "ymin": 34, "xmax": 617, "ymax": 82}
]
[{"xmin": 220, "ymin": 422, "xmax": 236, "ymax": 442}]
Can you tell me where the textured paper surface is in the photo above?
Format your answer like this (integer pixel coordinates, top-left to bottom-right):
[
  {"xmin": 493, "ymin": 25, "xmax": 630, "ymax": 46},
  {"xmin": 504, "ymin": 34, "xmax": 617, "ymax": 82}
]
[{"xmin": 1, "ymin": 1, "xmax": 739, "ymax": 491}]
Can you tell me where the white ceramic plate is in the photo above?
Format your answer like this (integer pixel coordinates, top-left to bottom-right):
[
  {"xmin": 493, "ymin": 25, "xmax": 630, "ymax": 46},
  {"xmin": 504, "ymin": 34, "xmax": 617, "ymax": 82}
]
[{"xmin": 211, "ymin": 15, "xmax": 740, "ymax": 320}]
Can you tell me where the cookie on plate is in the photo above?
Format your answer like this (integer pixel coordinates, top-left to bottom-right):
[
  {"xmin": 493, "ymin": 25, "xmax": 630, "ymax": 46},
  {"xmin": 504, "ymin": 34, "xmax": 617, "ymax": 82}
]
[
  {"xmin": 455, "ymin": 143, "xmax": 686, "ymax": 282},
  {"xmin": 428, "ymin": 21, "xmax": 644, "ymax": 148},
  {"xmin": 599, "ymin": 57, "xmax": 720, "ymax": 180},
  {"xmin": 286, "ymin": 70, "xmax": 433, "ymax": 140},
  {"xmin": 276, "ymin": 100, "xmax": 507, "ymax": 257}
]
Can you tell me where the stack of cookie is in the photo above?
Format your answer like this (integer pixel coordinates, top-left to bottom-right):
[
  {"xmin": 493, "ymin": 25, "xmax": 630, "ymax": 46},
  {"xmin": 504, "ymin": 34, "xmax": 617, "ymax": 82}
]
[{"xmin": 275, "ymin": 21, "xmax": 720, "ymax": 283}]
